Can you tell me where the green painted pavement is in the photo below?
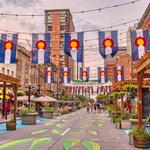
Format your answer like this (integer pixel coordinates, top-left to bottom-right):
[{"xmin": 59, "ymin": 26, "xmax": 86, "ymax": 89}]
[{"xmin": 63, "ymin": 138, "xmax": 80, "ymax": 150}]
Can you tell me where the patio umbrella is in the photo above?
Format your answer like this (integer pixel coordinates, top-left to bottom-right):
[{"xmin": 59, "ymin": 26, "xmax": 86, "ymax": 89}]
[{"xmin": 32, "ymin": 96, "xmax": 57, "ymax": 102}]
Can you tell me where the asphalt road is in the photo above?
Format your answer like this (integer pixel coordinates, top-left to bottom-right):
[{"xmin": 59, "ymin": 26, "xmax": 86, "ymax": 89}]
[{"xmin": 0, "ymin": 109, "xmax": 138, "ymax": 150}]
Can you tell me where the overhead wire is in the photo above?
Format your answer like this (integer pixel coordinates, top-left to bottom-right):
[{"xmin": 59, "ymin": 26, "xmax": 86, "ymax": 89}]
[{"xmin": 0, "ymin": 0, "xmax": 141, "ymax": 17}]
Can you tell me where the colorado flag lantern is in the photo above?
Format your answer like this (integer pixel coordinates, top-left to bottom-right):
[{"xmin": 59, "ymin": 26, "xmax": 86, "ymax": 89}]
[
  {"xmin": 130, "ymin": 29, "xmax": 150, "ymax": 61},
  {"xmin": 99, "ymin": 30, "xmax": 118, "ymax": 59},
  {"xmin": 0, "ymin": 34, "xmax": 18, "ymax": 64},
  {"xmin": 114, "ymin": 66, "xmax": 124, "ymax": 82},
  {"xmin": 32, "ymin": 33, "xmax": 50, "ymax": 64},
  {"xmin": 98, "ymin": 67, "xmax": 108, "ymax": 84},
  {"xmin": 61, "ymin": 67, "xmax": 70, "ymax": 84},
  {"xmin": 80, "ymin": 67, "xmax": 89, "ymax": 81},
  {"xmin": 44, "ymin": 67, "xmax": 54, "ymax": 83},
  {"xmin": 64, "ymin": 32, "xmax": 84, "ymax": 62}
]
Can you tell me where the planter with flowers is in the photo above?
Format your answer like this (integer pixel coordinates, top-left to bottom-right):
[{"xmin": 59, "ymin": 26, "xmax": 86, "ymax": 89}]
[
  {"xmin": 129, "ymin": 126, "xmax": 150, "ymax": 148},
  {"xmin": 42, "ymin": 106, "xmax": 54, "ymax": 119},
  {"xmin": 19, "ymin": 108, "xmax": 38, "ymax": 125}
]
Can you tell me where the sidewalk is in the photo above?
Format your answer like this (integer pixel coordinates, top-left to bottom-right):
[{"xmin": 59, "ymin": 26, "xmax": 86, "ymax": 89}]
[{"xmin": 95, "ymin": 112, "xmax": 138, "ymax": 150}]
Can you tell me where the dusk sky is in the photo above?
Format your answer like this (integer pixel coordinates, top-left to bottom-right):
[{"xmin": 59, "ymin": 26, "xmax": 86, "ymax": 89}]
[{"xmin": 0, "ymin": 0, "xmax": 149, "ymax": 79}]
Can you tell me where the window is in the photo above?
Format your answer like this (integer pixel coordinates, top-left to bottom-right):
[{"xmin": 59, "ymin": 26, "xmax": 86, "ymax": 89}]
[
  {"xmin": 7, "ymin": 69, "xmax": 9, "ymax": 75},
  {"xmin": 11, "ymin": 71, "xmax": 14, "ymax": 77},
  {"xmin": 2, "ymin": 67, "xmax": 5, "ymax": 74}
]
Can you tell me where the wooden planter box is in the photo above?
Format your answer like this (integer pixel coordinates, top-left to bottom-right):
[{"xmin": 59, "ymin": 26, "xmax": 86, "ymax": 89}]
[
  {"xmin": 21, "ymin": 113, "xmax": 38, "ymax": 125},
  {"xmin": 133, "ymin": 136, "xmax": 150, "ymax": 148},
  {"xmin": 130, "ymin": 119, "xmax": 146, "ymax": 128},
  {"xmin": 6, "ymin": 122, "xmax": 16, "ymax": 130},
  {"xmin": 121, "ymin": 120, "xmax": 131, "ymax": 129},
  {"xmin": 42, "ymin": 110, "xmax": 53, "ymax": 119}
]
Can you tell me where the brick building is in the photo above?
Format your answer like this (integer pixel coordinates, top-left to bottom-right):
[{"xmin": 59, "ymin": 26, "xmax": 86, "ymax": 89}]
[
  {"xmin": 44, "ymin": 9, "xmax": 75, "ymax": 80},
  {"xmin": 138, "ymin": 3, "xmax": 150, "ymax": 29},
  {"xmin": 104, "ymin": 46, "xmax": 132, "ymax": 81}
]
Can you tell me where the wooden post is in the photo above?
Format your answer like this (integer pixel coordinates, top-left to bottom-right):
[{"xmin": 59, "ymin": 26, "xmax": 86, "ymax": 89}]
[
  {"xmin": 138, "ymin": 71, "xmax": 143, "ymax": 128},
  {"xmin": 121, "ymin": 95, "xmax": 124, "ymax": 116},
  {"xmin": 13, "ymin": 86, "xmax": 17, "ymax": 123},
  {"xmin": 2, "ymin": 82, "xmax": 6, "ymax": 117},
  {"xmin": 114, "ymin": 97, "xmax": 117, "ymax": 111}
]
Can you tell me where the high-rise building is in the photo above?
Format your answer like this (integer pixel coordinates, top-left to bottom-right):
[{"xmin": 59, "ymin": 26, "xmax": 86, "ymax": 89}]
[{"xmin": 44, "ymin": 9, "xmax": 75, "ymax": 79}]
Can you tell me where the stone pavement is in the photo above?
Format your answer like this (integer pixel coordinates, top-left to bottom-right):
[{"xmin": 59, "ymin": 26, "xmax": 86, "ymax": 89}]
[{"xmin": 0, "ymin": 109, "xmax": 139, "ymax": 150}]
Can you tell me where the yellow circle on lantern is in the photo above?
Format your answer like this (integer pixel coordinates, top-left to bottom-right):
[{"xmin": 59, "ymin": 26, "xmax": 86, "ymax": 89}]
[
  {"xmin": 64, "ymin": 72, "xmax": 68, "ymax": 77},
  {"xmin": 83, "ymin": 72, "xmax": 87, "ymax": 76},
  {"xmin": 37, "ymin": 42, "xmax": 45, "ymax": 49},
  {"xmin": 5, "ymin": 42, "xmax": 12, "ymax": 49},
  {"xmin": 104, "ymin": 40, "xmax": 112, "ymax": 47},
  {"xmin": 137, "ymin": 39, "xmax": 144, "ymax": 46},
  {"xmin": 117, "ymin": 70, "xmax": 122, "ymax": 75},
  {"xmin": 100, "ymin": 71, "xmax": 105, "ymax": 76},
  {"xmin": 48, "ymin": 71, "xmax": 52, "ymax": 76},
  {"xmin": 71, "ymin": 41, "xmax": 77, "ymax": 48}
]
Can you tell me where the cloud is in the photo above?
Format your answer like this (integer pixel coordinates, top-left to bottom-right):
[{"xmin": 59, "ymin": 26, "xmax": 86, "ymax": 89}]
[
  {"xmin": 75, "ymin": 18, "xmax": 99, "ymax": 31},
  {"xmin": 2, "ymin": 0, "xmax": 41, "ymax": 8}
]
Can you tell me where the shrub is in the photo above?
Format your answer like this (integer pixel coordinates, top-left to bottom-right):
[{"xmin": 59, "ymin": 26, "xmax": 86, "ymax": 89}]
[
  {"xmin": 131, "ymin": 113, "xmax": 138, "ymax": 119},
  {"xmin": 43, "ymin": 106, "xmax": 54, "ymax": 113},
  {"xmin": 115, "ymin": 117, "xmax": 121, "ymax": 123},
  {"xmin": 19, "ymin": 108, "xmax": 36, "ymax": 116},
  {"xmin": 122, "ymin": 112, "xmax": 130, "ymax": 120},
  {"xmin": 129, "ymin": 126, "xmax": 150, "ymax": 139}
]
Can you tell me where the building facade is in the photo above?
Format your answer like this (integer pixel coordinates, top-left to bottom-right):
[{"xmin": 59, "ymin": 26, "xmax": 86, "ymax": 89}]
[
  {"xmin": 45, "ymin": 9, "xmax": 75, "ymax": 80},
  {"xmin": 104, "ymin": 46, "xmax": 132, "ymax": 81},
  {"xmin": 138, "ymin": 3, "xmax": 150, "ymax": 29}
]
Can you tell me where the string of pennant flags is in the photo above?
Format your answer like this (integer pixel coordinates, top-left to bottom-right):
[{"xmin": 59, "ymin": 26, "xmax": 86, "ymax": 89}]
[
  {"xmin": 44, "ymin": 66, "xmax": 124, "ymax": 84},
  {"xmin": 64, "ymin": 85, "xmax": 112, "ymax": 96},
  {"xmin": 0, "ymin": 28, "xmax": 149, "ymax": 64}
]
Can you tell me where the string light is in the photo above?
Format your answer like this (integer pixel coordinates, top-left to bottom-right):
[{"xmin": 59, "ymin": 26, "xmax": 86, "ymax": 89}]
[
  {"xmin": 0, "ymin": 18, "xmax": 140, "ymax": 35},
  {"xmin": 0, "ymin": 0, "xmax": 140, "ymax": 17}
]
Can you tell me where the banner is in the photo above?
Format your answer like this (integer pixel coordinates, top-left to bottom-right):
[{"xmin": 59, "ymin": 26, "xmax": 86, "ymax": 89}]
[
  {"xmin": 80, "ymin": 67, "xmax": 89, "ymax": 81},
  {"xmin": 130, "ymin": 29, "xmax": 150, "ymax": 61},
  {"xmin": 64, "ymin": 32, "xmax": 84, "ymax": 62},
  {"xmin": 0, "ymin": 34, "xmax": 18, "ymax": 63},
  {"xmin": 32, "ymin": 33, "xmax": 50, "ymax": 64},
  {"xmin": 114, "ymin": 66, "xmax": 124, "ymax": 81},
  {"xmin": 98, "ymin": 30, "xmax": 118, "ymax": 59},
  {"xmin": 44, "ymin": 67, "xmax": 54, "ymax": 83},
  {"xmin": 61, "ymin": 67, "xmax": 70, "ymax": 84},
  {"xmin": 98, "ymin": 67, "xmax": 108, "ymax": 83}
]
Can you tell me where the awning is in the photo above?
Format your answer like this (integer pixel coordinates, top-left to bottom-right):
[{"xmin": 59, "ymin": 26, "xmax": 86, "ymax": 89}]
[
  {"xmin": 32, "ymin": 96, "xmax": 57, "ymax": 102},
  {"xmin": 57, "ymin": 100, "xmax": 80, "ymax": 103}
]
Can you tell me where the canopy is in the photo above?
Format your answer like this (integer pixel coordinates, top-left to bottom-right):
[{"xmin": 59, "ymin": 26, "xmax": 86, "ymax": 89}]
[
  {"xmin": 57, "ymin": 100, "xmax": 81, "ymax": 103},
  {"xmin": 32, "ymin": 96, "xmax": 57, "ymax": 102},
  {"xmin": 17, "ymin": 95, "xmax": 34, "ymax": 102}
]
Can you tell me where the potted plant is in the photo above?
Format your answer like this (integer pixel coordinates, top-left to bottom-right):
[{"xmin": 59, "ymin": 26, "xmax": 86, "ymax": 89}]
[
  {"xmin": 130, "ymin": 113, "xmax": 146, "ymax": 128},
  {"xmin": 115, "ymin": 117, "xmax": 121, "ymax": 129},
  {"xmin": 121, "ymin": 112, "xmax": 131, "ymax": 129},
  {"xmin": 107, "ymin": 105, "xmax": 113, "ymax": 117},
  {"xmin": 19, "ymin": 108, "xmax": 38, "ymax": 125},
  {"xmin": 129, "ymin": 126, "xmax": 150, "ymax": 148},
  {"xmin": 42, "ymin": 106, "xmax": 54, "ymax": 119},
  {"xmin": 6, "ymin": 119, "xmax": 16, "ymax": 130}
]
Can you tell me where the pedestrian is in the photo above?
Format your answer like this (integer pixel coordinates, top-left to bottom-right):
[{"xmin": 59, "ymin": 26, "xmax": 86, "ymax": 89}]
[
  {"xmin": 87, "ymin": 106, "xmax": 90, "ymax": 113},
  {"xmin": 127, "ymin": 101, "xmax": 132, "ymax": 115},
  {"xmin": 94, "ymin": 102, "xmax": 97, "ymax": 113}
]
